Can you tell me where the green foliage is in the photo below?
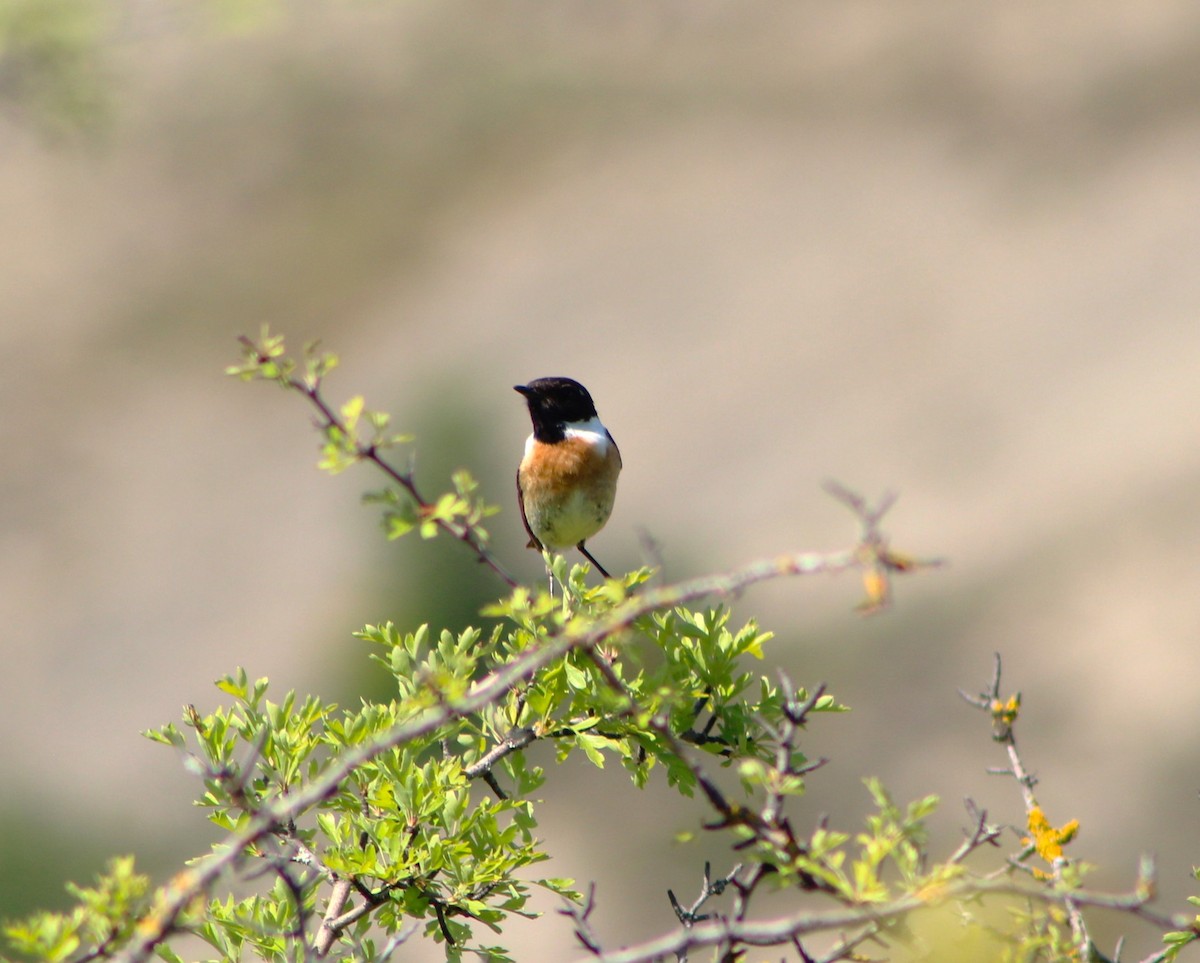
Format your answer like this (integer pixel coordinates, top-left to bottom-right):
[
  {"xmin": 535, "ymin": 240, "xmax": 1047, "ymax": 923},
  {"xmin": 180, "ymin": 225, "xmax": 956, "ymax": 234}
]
[
  {"xmin": 1160, "ymin": 873, "xmax": 1200, "ymax": 962},
  {"xmin": 7, "ymin": 329, "xmax": 1198, "ymax": 963},
  {"xmin": 228, "ymin": 330, "xmax": 509, "ymax": 584},
  {"xmin": 143, "ymin": 644, "xmax": 572, "ymax": 959},
  {"xmin": 3, "ymin": 858, "xmax": 148, "ymax": 962},
  {"xmin": 125, "ymin": 569, "xmax": 848, "ymax": 959}
]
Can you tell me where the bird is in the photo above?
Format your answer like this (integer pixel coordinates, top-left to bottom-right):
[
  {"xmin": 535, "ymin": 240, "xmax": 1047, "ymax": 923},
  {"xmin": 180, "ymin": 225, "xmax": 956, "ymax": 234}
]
[{"xmin": 514, "ymin": 377, "xmax": 621, "ymax": 580}]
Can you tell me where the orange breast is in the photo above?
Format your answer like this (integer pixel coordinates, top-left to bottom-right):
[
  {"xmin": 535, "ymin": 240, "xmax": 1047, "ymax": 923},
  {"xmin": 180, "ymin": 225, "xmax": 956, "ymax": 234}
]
[{"xmin": 519, "ymin": 435, "xmax": 621, "ymax": 550}]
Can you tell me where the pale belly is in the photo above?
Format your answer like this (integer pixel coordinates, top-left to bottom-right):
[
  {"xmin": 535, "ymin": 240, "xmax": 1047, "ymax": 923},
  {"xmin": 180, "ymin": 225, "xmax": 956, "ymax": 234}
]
[
  {"xmin": 526, "ymin": 483, "xmax": 616, "ymax": 549},
  {"xmin": 519, "ymin": 425, "xmax": 621, "ymax": 550}
]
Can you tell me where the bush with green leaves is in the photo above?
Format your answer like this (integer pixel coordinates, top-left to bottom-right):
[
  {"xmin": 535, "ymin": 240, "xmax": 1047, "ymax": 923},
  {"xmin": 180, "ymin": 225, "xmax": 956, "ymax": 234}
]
[{"xmin": 5, "ymin": 330, "xmax": 1200, "ymax": 963}]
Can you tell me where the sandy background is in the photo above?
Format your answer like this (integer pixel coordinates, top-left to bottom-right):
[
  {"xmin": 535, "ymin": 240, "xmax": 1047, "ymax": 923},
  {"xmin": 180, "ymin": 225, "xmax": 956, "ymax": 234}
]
[{"xmin": 3, "ymin": 2, "xmax": 1200, "ymax": 959}]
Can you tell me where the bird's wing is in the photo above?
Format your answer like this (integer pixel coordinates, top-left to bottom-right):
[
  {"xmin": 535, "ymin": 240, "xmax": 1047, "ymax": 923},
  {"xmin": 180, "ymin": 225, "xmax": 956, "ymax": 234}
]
[{"xmin": 516, "ymin": 466, "xmax": 541, "ymax": 550}]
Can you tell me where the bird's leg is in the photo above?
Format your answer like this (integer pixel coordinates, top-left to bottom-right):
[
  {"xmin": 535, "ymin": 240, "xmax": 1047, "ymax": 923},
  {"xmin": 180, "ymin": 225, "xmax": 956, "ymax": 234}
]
[
  {"xmin": 540, "ymin": 548, "xmax": 557, "ymax": 599},
  {"xmin": 577, "ymin": 542, "xmax": 612, "ymax": 580}
]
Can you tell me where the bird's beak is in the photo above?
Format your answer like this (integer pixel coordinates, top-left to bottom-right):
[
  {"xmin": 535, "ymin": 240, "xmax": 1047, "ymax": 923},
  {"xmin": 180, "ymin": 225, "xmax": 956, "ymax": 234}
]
[{"xmin": 514, "ymin": 384, "xmax": 531, "ymax": 396}]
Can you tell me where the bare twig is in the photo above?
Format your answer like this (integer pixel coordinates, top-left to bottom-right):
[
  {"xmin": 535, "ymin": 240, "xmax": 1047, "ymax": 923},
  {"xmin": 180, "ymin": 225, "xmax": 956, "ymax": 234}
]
[
  {"xmin": 822, "ymin": 480, "xmax": 944, "ymax": 613},
  {"xmin": 559, "ymin": 883, "xmax": 604, "ymax": 956},
  {"xmin": 668, "ymin": 862, "xmax": 741, "ymax": 927},
  {"xmin": 570, "ymin": 876, "xmax": 1191, "ymax": 963},
  {"xmin": 947, "ymin": 798, "xmax": 1003, "ymax": 865},
  {"xmin": 667, "ymin": 862, "xmax": 742, "ymax": 963}
]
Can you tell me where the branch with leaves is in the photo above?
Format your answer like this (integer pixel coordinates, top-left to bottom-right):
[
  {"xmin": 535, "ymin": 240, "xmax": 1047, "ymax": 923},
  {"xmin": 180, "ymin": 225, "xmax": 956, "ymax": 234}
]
[
  {"xmin": 228, "ymin": 329, "xmax": 517, "ymax": 587},
  {"xmin": 7, "ymin": 330, "xmax": 1200, "ymax": 963},
  {"xmin": 958, "ymin": 656, "xmax": 1200, "ymax": 962},
  {"xmin": 560, "ymin": 656, "xmax": 1200, "ymax": 963}
]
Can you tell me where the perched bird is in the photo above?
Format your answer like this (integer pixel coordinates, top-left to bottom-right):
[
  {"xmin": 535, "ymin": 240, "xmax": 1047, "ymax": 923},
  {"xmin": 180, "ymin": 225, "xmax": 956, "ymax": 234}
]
[{"xmin": 514, "ymin": 377, "xmax": 621, "ymax": 579}]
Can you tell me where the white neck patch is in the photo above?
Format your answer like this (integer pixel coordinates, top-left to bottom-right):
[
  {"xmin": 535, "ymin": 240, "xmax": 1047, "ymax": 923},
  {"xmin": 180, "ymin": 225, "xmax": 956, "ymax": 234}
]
[
  {"xmin": 565, "ymin": 415, "xmax": 609, "ymax": 448},
  {"xmin": 524, "ymin": 415, "xmax": 610, "ymax": 458}
]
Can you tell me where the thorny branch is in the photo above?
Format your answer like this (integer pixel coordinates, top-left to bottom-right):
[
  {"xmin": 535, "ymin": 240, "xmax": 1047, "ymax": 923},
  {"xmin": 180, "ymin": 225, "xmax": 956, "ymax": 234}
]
[
  {"xmin": 559, "ymin": 883, "xmax": 603, "ymax": 956},
  {"xmin": 959, "ymin": 653, "xmax": 1191, "ymax": 961},
  {"xmin": 568, "ymin": 875, "xmax": 1194, "ymax": 963},
  {"xmin": 667, "ymin": 863, "xmax": 742, "ymax": 963},
  {"xmin": 79, "ymin": 335, "xmax": 1193, "ymax": 963},
  {"xmin": 112, "ymin": 487, "xmax": 919, "ymax": 963},
  {"xmin": 566, "ymin": 651, "xmax": 1195, "ymax": 963},
  {"xmin": 573, "ymin": 639, "xmax": 840, "ymax": 960}
]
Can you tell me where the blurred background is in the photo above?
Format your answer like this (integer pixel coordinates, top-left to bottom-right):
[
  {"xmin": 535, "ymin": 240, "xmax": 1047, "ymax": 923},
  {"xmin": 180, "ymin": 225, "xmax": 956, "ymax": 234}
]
[{"xmin": 3, "ymin": 1, "xmax": 1200, "ymax": 959}]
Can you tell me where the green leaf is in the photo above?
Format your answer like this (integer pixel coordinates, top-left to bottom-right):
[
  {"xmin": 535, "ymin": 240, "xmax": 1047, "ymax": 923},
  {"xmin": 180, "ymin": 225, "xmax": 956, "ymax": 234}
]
[
  {"xmin": 215, "ymin": 669, "xmax": 248, "ymax": 699},
  {"xmin": 577, "ymin": 732, "xmax": 609, "ymax": 768},
  {"xmin": 563, "ymin": 660, "xmax": 588, "ymax": 691},
  {"xmin": 341, "ymin": 394, "xmax": 364, "ymax": 429}
]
